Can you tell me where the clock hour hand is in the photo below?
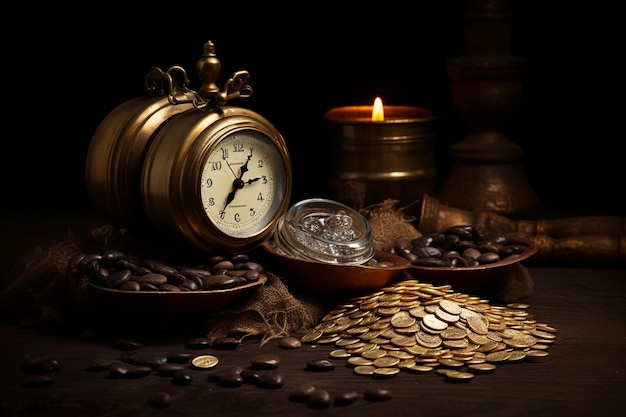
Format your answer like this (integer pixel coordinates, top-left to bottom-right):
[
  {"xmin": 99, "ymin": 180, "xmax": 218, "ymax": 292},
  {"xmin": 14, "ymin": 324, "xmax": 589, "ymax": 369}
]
[
  {"xmin": 245, "ymin": 177, "xmax": 261, "ymax": 185},
  {"xmin": 222, "ymin": 178, "xmax": 245, "ymax": 211},
  {"xmin": 238, "ymin": 150, "xmax": 252, "ymax": 179}
]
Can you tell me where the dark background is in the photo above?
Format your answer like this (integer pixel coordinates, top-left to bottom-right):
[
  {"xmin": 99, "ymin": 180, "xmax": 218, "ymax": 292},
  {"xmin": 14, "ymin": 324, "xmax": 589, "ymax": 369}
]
[{"xmin": 4, "ymin": 1, "xmax": 624, "ymax": 219}]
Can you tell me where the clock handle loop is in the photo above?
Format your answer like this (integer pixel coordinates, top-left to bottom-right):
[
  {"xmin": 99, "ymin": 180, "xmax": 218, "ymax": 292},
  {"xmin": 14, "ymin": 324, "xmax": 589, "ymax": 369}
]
[
  {"xmin": 215, "ymin": 70, "xmax": 253, "ymax": 105},
  {"xmin": 144, "ymin": 65, "xmax": 197, "ymax": 104}
]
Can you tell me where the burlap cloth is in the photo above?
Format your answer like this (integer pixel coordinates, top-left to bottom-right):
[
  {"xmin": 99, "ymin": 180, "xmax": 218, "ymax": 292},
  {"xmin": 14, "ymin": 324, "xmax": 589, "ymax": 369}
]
[{"xmin": 0, "ymin": 199, "xmax": 532, "ymax": 344}]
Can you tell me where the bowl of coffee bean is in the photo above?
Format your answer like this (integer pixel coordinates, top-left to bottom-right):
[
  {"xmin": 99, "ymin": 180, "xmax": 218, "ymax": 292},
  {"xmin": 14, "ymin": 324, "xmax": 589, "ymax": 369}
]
[
  {"xmin": 259, "ymin": 240, "xmax": 411, "ymax": 295},
  {"xmin": 391, "ymin": 226, "xmax": 538, "ymax": 294},
  {"xmin": 72, "ymin": 250, "xmax": 268, "ymax": 317}
]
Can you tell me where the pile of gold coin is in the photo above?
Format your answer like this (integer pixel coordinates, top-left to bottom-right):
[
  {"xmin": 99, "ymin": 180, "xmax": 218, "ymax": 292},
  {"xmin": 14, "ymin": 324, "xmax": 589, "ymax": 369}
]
[{"xmin": 301, "ymin": 279, "xmax": 557, "ymax": 382}]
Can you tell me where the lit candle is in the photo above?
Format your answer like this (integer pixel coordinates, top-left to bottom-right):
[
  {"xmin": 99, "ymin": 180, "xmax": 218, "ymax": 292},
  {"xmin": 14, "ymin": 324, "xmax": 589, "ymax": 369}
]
[
  {"xmin": 324, "ymin": 98, "xmax": 437, "ymax": 214},
  {"xmin": 372, "ymin": 96, "xmax": 384, "ymax": 121}
]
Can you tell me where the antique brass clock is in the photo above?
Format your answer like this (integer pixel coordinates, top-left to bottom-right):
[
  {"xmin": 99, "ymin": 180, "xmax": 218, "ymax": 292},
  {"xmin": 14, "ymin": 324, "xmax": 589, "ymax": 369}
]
[{"xmin": 86, "ymin": 40, "xmax": 292, "ymax": 254}]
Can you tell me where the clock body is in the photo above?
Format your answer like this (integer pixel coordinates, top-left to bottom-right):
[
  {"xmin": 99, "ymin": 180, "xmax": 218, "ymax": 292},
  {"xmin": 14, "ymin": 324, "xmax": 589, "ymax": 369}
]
[
  {"xmin": 85, "ymin": 95, "xmax": 196, "ymax": 230},
  {"xmin": 85, "ymin": 41, "xmax": 293, "ymax": 254}
]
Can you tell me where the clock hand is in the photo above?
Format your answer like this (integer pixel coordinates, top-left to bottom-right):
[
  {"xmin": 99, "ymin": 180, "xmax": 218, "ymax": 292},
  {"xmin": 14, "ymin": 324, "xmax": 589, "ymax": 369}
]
[
  {"xmin": 238, "ymin": 150, "xmax": 252, "ymax": 179},
  {"xmin": 222, "ymin": 178, "xmax": 245, "ymax": 211},
  {"xmin": 223, "ymin": 155, "xmax": 238, "ymax": 179},
  {"xmin": 223, "ymin": 149, "xmax": 253, "ymax": 212},
  {"xmin": 245, "ymin": 177, "xmax": 261, "ymax": 185}
]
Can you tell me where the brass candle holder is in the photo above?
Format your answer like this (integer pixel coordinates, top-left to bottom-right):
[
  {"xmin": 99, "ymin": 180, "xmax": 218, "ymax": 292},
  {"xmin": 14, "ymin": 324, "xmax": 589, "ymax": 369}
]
[
  {"xmin": 324, "ymin": 99, "xmax": 437, "ymax": 216},
  {"xmin": 437, "ymin": 0, "xmax": 540, "ymax": 217}
]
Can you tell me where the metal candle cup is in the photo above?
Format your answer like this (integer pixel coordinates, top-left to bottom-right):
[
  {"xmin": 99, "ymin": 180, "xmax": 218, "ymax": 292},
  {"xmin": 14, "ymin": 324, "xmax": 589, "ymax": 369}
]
[{"xmin": 324, "ymin": 104, "xmax": 437, "ymax": 215}]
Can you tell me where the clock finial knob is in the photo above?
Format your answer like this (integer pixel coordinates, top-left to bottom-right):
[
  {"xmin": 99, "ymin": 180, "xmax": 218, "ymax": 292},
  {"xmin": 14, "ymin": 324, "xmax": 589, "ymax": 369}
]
[
  {"xmin": 197, "ymin": 40, "xmax": 221, "ymax": 98},
  {"xmin": 195, "ymin": 41, "xmax": 253, "ymax": 106}
]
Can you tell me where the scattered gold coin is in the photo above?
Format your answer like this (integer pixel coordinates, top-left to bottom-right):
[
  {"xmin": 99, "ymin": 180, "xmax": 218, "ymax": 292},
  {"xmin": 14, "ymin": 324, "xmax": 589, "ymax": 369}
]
[{"xmin": 191, "ymin": 355, "xmax": 219, "ymax": 369}]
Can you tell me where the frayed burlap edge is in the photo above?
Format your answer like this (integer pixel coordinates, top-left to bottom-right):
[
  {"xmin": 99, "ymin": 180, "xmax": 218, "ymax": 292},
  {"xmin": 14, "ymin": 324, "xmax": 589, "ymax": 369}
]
[
  {"xmin": 361, "ymin": 199, "xmax": 422, "ymax": 252},
  {"xmin": 202, "ymin": 273, "xmax": 327, "ymax": 346}
]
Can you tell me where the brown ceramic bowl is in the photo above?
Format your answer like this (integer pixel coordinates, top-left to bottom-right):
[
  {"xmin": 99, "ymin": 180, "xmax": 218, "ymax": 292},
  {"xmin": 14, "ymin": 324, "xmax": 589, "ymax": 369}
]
[
  {"xmin": 88, "ymin": 274, "xmax": 267, "ymax": 317},
  {"xmin": 259, "ymin": 241, "xmax": 411, "ymax": 296},
  {"xmin": 406, "ymin": 233, "xmax": 538, "ymax": 295}
]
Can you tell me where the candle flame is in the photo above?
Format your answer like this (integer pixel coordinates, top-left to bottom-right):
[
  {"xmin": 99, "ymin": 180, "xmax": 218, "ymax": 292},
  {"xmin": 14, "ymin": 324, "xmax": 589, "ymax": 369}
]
[{"xmin": 372, "ymin": 97, "xmax": 384, "ymax": 121}]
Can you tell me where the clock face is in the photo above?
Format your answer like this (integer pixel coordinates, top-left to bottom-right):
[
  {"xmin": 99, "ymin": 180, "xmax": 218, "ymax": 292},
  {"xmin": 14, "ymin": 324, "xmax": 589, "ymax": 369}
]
[{"xmin": 200, "ymin": 129, "xmax": 287, "ymax": 238}]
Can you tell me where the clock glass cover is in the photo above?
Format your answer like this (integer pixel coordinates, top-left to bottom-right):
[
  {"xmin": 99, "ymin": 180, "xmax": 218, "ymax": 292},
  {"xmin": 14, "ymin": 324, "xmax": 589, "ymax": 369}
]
[{"xmin": 200, "ymin": 129, "xmax": 287, "ymax": 238}]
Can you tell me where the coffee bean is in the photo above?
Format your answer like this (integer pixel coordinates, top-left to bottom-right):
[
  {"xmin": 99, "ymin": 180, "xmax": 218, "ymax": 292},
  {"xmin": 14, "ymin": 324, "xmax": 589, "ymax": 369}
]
[
  {"xmin": 250, "ymin": 354, "xmax": 280, "ymax": 369},
  {"xmin": 364, "ymin": 387, "xmax": 392, "ymax": 402},
  {"xmin": 134, "ymin": 273, "xmax": 168, "ymax": 286},
  {"xmin": 212, "ymin": 337, "xmax": 240, "ymax": 350},
  {"xmin": 289, "ymin": 384, "xmax": 316, "ymax": 402},
  {"xmin": 211, "ymin": 260, "xmax": 234, "ymax": 272},
  {"xmin": 167, "ymin": 352, "xmax": 195, "ymax": 364},
  {"xmin": 334, "ymin": 390, "xmax": 359, "ymax": 406},
  {"xmin": 240, "ymin": 369, "xmax": 261, "ymax": 384},
  {"xmin": 305, "ymin": 359, "xmax": 335, "ymax": 371},
  {"xmin": 308, "ymin": 389, "xmax": 332, "ymax": 409},
  {"xmin": 257, "ymin": 372, "xmax": 284, "ymax": 388},
  {"xmin": 86, "ymin": 359, "xmax": 116, "ymax": 372},
  {"xmin": 172, "ymin": 370, "xmax": 193, "ymax": 386},
  {"xmin": 120, "ymin": 280, "xmax": 140, "ymax": 291},
  {"xmin": 21, "ymin": 354, "xmax": 60, "ymax": 373},
  {"xmin": 157, "ymin": 363, "xmax": 186, "ymax": 376},
  {"xmin": 126, "ymin": 365, "xmax": 153, "ymax": 378},
  {"xmin": 148, "ymin": 392, "xmax": 173, "ymax": 408},
  {"xmin": 23, "ymin": 375, "xmax": 56, "ymax": 388},
  {"xmin": 278, "ymin": 336, "xmax": 301, "ymax": 349},
  {"xmin": 218, "ymin": 368, "xmax": 243, "ymax": 387},
  {"xmin": 133, "ymin": 355, "xmax": 168, "ymax": 370},
  {"xmin": 186, "ymin": 338, "xmax": 211, "ymax": 349},
  {"xmin": 112, "ymin": 339, "xmax": 142, "ymax": 350}
]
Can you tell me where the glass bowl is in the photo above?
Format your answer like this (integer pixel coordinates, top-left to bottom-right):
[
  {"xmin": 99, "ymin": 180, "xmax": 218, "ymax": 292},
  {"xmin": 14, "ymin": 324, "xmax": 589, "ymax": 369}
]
[{"xmin": 272, "ymin": 198, "xmax": 375, "ymax": 265}]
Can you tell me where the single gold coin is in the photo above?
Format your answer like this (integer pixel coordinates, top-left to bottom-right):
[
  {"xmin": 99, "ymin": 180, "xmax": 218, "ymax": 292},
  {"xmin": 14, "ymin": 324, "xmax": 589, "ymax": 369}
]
[
  {"xmin": 404, "ymin": 364, "xmax": 435, "ymax": 373},
  {"xmin": 467, "ymin": 315, "xmax": 489, "ymax": 335},
  {"xmin": 373, "ymin": 357, "xmax": 400, "ymax": 368},
  {"xmin": 373, "ymin": 367, "xmax": 400, "ymax": 378},
  {"xmin": 438, "ymin": 358, "xmax": 464, "ymax": 369},
  {"xmin": 354, "ymin": 365, "xmax": 376, "ymax": 375},
  {"xmin": 300, "ymin": 329, "xmax": 323, "ymax": 343},
  {"xmin": 439, "ymin": 299, "xmax": 462, "ymax": 315},
  {"xmin": 391, "ymin": 311, "xmax": 416, "ymax": 328},
  {"xmin": 507, "ymin": 350, "xmax": 527, "ymax": 363},
  {"xmin": 191, "ymin": 355, "xmax": 219, "ymax": 369},
  {"xmin": 347, "ymin": 356, "xmax": 373, "ymax": 367},
  {"xmin": 440, "ymin": 326, "xmax": 467, "ymax": 340},
  {"xmin": 467, "ymin": 363, "xmax": 496, "ymax": 373},
  {"xmin": 329, "ymin": 349, "xmax": 351, "ymax": 358},
  {"xmin": 444, "ymin": 370, "xmax": 474, "ymax": 382},
  {"xmin": 362, "ymin": 349, "xmax": 387, "ymax": 360},
  {"xmin": 422, "ymin": 314, "xmax": 448, "ymax": 332},
  {"xmin": 525, "ymin": 350, "xmax": 549, "ymax": 363},
  {"xmin": 485, "ymin": 350, "xmax": 512, "ymax": 364}
]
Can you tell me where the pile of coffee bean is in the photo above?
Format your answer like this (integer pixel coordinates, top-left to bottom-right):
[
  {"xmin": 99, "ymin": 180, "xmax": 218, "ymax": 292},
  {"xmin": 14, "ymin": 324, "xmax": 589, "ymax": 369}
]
[
  {"xmin": 72, "ymin": 250, "xmax": 264, "ymax": 292},
  {"xmin": 301, "ymin": 279, "xmax": 557, "ymax": 382},
  {"xmin": 391, "ymin": 225, "xmax": 531, "ymax": 268}
]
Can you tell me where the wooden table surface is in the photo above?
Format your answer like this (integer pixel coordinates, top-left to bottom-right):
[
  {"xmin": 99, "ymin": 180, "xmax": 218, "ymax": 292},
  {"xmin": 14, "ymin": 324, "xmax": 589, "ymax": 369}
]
[{"xmin": 1, "ymin": 211, "xmax": 625, "ymax": 417}]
